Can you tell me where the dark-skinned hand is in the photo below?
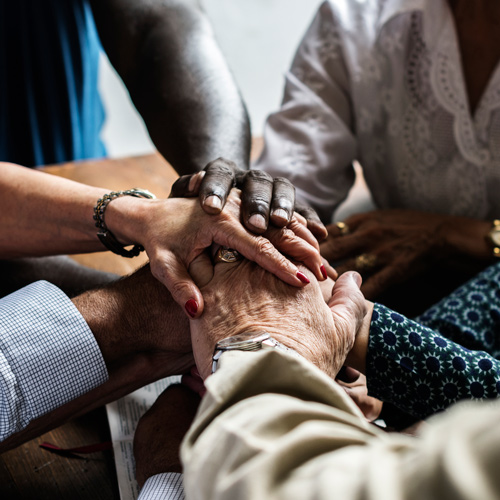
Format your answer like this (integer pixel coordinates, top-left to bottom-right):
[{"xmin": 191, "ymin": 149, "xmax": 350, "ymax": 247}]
[
  {"xmin": 169, "ymin": 157, "xmax": 328, "ymax": 241},
  {"xmin": 320, "ymin": 209, "xmax": 490, "ymax": 300},
  {"xmin": 134, "ymin": 384, "xmax": 201, "ymax": 487}
]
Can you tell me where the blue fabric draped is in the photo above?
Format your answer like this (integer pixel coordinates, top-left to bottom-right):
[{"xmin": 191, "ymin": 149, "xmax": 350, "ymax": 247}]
[{"xmin": 0, "ymin": 0, "xmax": 106, "ymax": 167}]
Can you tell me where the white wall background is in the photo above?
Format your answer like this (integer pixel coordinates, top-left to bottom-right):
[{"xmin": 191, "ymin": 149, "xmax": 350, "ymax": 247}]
[{"xmin": 98, "ymin": 0, "xmax": 323, "ymax": 158}]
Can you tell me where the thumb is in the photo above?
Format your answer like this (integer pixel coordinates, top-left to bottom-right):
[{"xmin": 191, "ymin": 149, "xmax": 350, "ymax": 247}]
[
  {"xmin": 328, "ymin": 271, "xmax": 366, "ymax": 333},
  {"xmin": 188, "ymin": 251, "xmax": 214, "ymax": 288},
  {"xmin": 150, "ymin": 252, "xmax": 205, "ymax": 319}
]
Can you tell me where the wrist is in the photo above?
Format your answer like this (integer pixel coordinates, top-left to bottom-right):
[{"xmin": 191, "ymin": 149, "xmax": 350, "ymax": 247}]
[
  {"xmin": 71, "ymin": 266, "xmax": 179, "ymax": 366},
  {"xmin": 100, "ymin": 193, "xmax": 155, "ymax": 247},
  {"xmin": 443, "ymin": 216, "xmax": 492, "ymax": 260}
]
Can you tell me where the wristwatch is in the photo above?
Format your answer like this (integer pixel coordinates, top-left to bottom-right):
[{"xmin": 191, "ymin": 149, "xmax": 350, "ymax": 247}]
[
  {"xmin": 487, "ymin": 219, "xmax": 500, "ymax": 258},
  {"xmin": 211, "ymin": 331, "xmax": 301, "ymax": 373}
]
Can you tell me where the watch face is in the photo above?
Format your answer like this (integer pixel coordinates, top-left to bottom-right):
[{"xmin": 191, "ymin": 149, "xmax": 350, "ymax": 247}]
[
  {"xmin": 490, "ymin": 227, "xmax": 500, "ymax": 247},
  {"xmin": 217, "ymin": 331, "xmax": 270, "ymax": 349}
]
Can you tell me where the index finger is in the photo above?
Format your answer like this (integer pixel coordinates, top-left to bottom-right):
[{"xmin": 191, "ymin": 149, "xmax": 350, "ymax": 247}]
[
  {"xmin": 199, "ymin": 158, "xmax": 239, "ymax": 214},
  {"xmin": 295, "ymin": 203, "xmax": 328, "ymax": 242}
]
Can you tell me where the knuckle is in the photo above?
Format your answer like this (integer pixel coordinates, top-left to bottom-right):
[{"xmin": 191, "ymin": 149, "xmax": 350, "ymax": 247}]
[
  {"xmin": 170, "ymin": 279, "xmax": 191, "ymax": 298},
  {"xmin": 255, "ymin": 237, "xmax": 277, "ymax": 259},
  {"xmin": 268, "ymin": 227, "xmax": 295, "ymax": 246},
  {"xmin": 205, "ymin": 157, "xmax": 238, "ymax": 174},
  {"xmin": 274, "ymin": 176, "xmax": 293, "ymax": 186},
  {"xmin": 245, "ymin": 169, "xmax": 274, "ymax": 185}
]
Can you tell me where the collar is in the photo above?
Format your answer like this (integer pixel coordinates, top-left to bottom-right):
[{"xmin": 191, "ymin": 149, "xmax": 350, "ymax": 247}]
[{"xmin": 377, "ymin": 0, "xmax": 451, "ymax": 50}]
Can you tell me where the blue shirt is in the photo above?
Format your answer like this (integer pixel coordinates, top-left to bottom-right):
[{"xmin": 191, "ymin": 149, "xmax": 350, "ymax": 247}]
[{"xmin": 0, "ymin": 0, "xmax": 106, "ymax": 167}]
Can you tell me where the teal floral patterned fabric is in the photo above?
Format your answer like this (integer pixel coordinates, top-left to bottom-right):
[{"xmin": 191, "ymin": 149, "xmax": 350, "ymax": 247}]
[{"xmin": 366, "ymin": 262, "xmax": 500, "ymax": 419}]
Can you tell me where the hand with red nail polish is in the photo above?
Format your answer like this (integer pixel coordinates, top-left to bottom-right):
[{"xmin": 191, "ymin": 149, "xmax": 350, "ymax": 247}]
[
  {"xmin": 188, "ymin": 247, "xmax": 368, "ymax": 379},
  {"xmin": 112, "ymin": 190, "xmax": 327, "ymax": 320}
]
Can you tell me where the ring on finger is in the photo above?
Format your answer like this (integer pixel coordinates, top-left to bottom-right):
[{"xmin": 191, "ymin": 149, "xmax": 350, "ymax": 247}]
[
  {"xmin": 354, "ymin": 253, "xmax": 377, "ymax": 272},
  {"xmin": 213, "ymin": 246, "xmax": 243, "ymax": 264},
  {"xmin": 336, "ymin": 221, "xmax": 350, "ymax": 236}
]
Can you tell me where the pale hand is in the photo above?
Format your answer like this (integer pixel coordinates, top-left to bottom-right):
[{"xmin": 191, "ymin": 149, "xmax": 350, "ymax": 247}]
[
  {"xmin": 108, "ymin": 191, "xmax": 328, "ymax": 318},
  {"xmin": 188, "ymin": 251, "xmax": 366, "ymax": 380}
]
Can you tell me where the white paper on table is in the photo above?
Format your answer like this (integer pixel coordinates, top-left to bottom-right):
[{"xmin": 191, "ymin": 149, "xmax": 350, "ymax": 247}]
[{"xmin": 106, "ymin": 376, "xmax": 181, "ymax": 500}]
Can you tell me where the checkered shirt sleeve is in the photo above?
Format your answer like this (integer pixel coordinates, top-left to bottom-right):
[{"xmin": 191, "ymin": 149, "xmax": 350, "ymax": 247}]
[
  {"xmin": 0, "ymin": 280, "xmax": 108, "ymax": 441},
  {"xmin": 138, "ymin": 473, "xmax": 185, "ymax": 500}
]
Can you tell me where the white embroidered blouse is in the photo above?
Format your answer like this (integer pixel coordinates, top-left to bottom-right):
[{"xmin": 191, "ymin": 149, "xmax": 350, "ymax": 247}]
[{"xmin": 254, "ymin": 0, "xmax": 500, "ymax": 223}]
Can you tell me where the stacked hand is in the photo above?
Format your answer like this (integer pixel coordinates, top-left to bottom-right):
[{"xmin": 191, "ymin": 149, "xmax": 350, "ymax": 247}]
[
  {"xmin": 187, "ymin": 249, "xmax": 366, "ymax": 379},
  {"xmin": 170, "ymin": 157, "xmax": 328, "ymax": 239},
  {"xmin": 107, "ymin": 189, "xmax": 330, "ymax": 318},
  {"xmin": 320, "ymin": 209, "xmax": 489, "ymax": 299}
]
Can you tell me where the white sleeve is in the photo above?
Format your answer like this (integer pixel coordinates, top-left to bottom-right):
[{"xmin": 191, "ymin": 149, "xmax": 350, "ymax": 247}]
[
  {"xmin": 254, "ymin": 2, "xmax": 357, "ymax": 223},
  {"xmin": 0, "ymin": 280, "xmax": 108, "ymax": 441}
]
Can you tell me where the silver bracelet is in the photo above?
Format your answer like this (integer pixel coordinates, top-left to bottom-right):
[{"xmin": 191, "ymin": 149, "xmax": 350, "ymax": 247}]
[{"xmin": 93, "ymin": 188, "xmax": 156, "ymax": 258}]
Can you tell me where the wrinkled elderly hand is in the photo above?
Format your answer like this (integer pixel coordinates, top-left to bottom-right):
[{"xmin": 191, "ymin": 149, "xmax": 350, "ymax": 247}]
[
  {"xmin": 320, "ymin": 209, "xmax": 487, "ymax": 299},
  {"xmin": 109, "ymin": 190, "xmax": 328, "ymax": 318},
  {"xmin": 170, "ymin": 157, "xmax": 328, "ymax": 240},
  {"xmin": 188, "ymin": 251, "xmax": 366, "ymax": 379}
]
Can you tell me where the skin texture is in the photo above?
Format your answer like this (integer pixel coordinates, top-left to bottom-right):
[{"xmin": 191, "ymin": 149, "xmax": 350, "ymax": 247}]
[
  {"xmin": 0, "ymin": 162, "xmax": 326, "ymax": 317},
  {"xmin": 134, "ymin": 384, "xmax": 200, "ymax": 485},
  {"xmin": 336, "ymin": 374, "xmax": 383, "ymax": 423},
  {"xmin": 110, "ymin": 190, "xmax": 329, "ymax": 316},
  {"xmin": 90, "ymin": 0, "xmax": 250, "ymax": 174},
  {"xmin": 448, "ymin": 0, "xmax": 500, "ymax": 114},
  {"xmin": 187, "ymin": 256, "xmax": 366, "ymax": 380},
  {"xmin": 133, "ymin": 260, "xmax": 368, "ymax": 481},
  {"xmin": 170, "ymin": 158, "xmax": 329, "ymax": 241},
  {"xmin": 321, "ymin": 210, "xmax": 492, "ymax": 300}
]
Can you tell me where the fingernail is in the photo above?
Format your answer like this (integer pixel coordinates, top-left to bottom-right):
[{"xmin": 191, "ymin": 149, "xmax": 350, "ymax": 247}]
[
  {"xmin": 297, "ymin": 271, "xmax": 310, "ymax": 284},
  {"xmin": 320, "ymin": 265, "xmax": 328, "ymax": 280},
  {"xmin": 248, "ymin": 213, "xmax": 267, "ymax": 230},
  {"xmin": 185, "ymin": 299, "xmax": 199, "ymax": 318},
  {"xmin": 271, "ymin": 208, "xmax": 289, "ymax": 224},
  {"xmin": 204, "ymin": 195, "xmax": 222, "ymax": 211},
  {"xmin": 188, "ymin": 171, "xmax": 205, "ymax": 192}
]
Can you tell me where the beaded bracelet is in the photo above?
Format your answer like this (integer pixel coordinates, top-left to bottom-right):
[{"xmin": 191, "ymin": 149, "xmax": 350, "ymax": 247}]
[{"xmin": 93, "ymin": 188, "xmax": 156, "ymax": 258}]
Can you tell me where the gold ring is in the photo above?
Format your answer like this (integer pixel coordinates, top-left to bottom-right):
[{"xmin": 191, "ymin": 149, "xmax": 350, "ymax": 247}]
[
  {"xmin": 213, "ymin": 246, "xmax": 243, "ymax": 264},
  {"xmin": 354, "ymin": 253, "xmax": 377, "ymax": 273},
  {"xmin": 336, "ymin": 221, "xmax": 350, "ymax": 236}
]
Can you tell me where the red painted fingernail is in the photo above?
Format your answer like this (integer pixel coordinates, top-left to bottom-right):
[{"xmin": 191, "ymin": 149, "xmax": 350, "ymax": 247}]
[
  {"xmin": 320, "ymin": 265, "xmax": 328, "ymax": 280},
  {"xmin": 297, "ymin": 271, "xmax": 310, "ymax": 284},
  {"xmin": 185, "ymin": 299, "xmax": 198, "ymax": 318}
]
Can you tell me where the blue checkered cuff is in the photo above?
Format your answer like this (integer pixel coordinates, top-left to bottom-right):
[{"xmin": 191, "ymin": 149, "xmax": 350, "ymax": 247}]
[
  {"xmin": 0, "ymin": 281, "xmax": 108, "ymax": 441},
  {"xmin": 138, "ymin": 473, "xmax": 184, "ymax": 500}
]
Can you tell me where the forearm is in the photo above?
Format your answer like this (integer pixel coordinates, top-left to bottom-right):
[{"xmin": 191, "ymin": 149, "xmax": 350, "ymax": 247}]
[
  {"xmin": 0, "ymin": 162, "xmax": 108, "ymax": 258},
  {"xmin": 0, "ymin": 268, "xmax": 192, "ymax": 451},
  {"xmin": 91, "ymin": 0, "xmax": 251, "ymax": 174},
  {"xmin": 182, "ymin": 350, "xmax": 500, "ymax": 500}
]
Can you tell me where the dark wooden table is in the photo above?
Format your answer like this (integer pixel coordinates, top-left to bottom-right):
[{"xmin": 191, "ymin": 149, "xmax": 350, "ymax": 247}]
[{"xmin": 0, "ymin": 141, "xmax": 264, "ymax": 499}]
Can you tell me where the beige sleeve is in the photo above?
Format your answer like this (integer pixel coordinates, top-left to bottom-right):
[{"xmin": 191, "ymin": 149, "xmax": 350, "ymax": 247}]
[{"xmin": 181, "ymin": 350, "xmax": 500, "ymax": 500}]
